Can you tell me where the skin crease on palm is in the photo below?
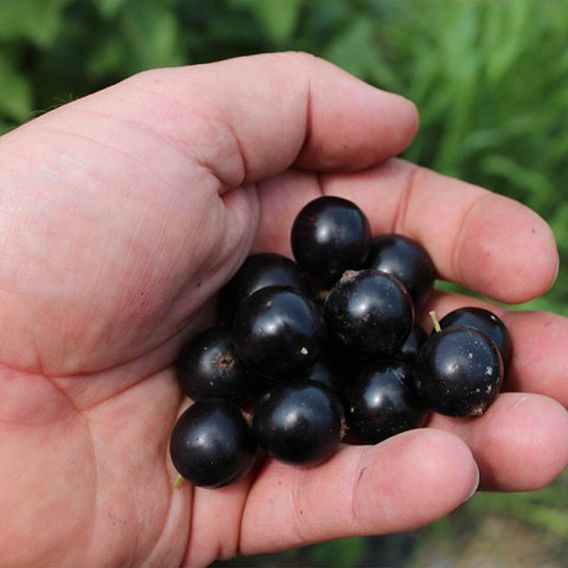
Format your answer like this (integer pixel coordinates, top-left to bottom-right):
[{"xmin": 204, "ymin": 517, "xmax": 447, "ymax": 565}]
[{"xmin": 0, "ymin": 52, "xmax": 567, "ymax": 567}]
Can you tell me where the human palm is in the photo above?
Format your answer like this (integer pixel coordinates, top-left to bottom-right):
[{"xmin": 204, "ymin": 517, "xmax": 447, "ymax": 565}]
[{"xmin": 0, "ymin": 54, "xmax": 567, "ymax": 567}]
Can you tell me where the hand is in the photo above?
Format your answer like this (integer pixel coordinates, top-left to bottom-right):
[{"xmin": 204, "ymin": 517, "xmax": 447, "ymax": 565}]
[{"xmin": 0, "ymin": 53, "xmax": 566, "ymax": 567}]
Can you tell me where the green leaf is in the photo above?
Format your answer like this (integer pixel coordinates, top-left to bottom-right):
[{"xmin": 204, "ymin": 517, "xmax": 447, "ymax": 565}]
[
  {"xmin": 0, "ymin": 53, "xmax": 33, "ymax": 121},
  {"xmin": 325, "ymin": 18, "xmax": 375, "ymax": 77},
  {"xmin": 307, "ymin": 537, "xmax": 366, "ymax": 567},
  {"xmin": 120, "ymin": 0, "xmax": 186, "ymax": 72},
  {"xmin": 97, "ymin": 0, "xmax": 129, "ymax": 19},
  {"xmin": 231, "ymin": 0, "xmax": 302, "ymax": 44},
  {"xmin": 87, "ymin": 35, "xmax": 126, "ymax": 79},
  {"xmin": 0, "ymin": 0, "xmax": 74, "ymax": 47},
  {"xmin": 325, "ymin": 16, "xmax": 401, "ymax": 91},
  {"xmin": 480, "ymin": 155, "xmax": 555, "ymax": 211}
]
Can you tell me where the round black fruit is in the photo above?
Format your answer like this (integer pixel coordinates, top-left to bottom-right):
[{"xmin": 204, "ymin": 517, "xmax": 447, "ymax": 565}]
[
  {"xmin": 176, "ymin": 327, "xmax": 260, "ymax": 405},
  {"xmin": 169, "ymin": 399, "xmax": 257, "ymax": 488},
  {"xmin": 219, "ymin": 253, "xmax": 311, "ymax": 324},
  {"xmin": 298, "ymin": 349, "xmax": 345, "ymax": 392},
  {"xmin": 253, "ymin": 381, "xmax": 345, "ymax": 466},
  {"xmin": 345, "ymin": 361, "xmax": 427, "ymax": 445},
  {"xmin": 397, "ymin": 324, "xmax": 428, "ymax": 363},
  {"xmin": 291, "ymin": 196, "xmax": 371, "ymax": 283},
  {"xmin": 414, "ymin": 326, "xmax": 503, "ymax": 417},
  {"xmin": 324, "ymin": 269, "xmax": 414, "ymax": 358},
  {"xmin": 364, "ymin": 234, "xmax": 435, "ymax": 305},
  {"xmin": 439, "ymin": 307, "xmax": 512, "ymax": 365},
  {"xmin": 233, "ymin": 286, "xmax": 325, "ymax": 379}
]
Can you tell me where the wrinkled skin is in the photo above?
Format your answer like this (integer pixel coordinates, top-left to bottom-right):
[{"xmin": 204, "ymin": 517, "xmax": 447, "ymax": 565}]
[{"xmin": 0, "ymin": 53, "xmax": 567, "ymax": 567}]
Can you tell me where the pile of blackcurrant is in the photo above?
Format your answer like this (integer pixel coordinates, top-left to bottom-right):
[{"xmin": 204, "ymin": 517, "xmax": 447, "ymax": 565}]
[{"xmin": 169, "ymin": 196, "xmax": 510, "ymax": 488}]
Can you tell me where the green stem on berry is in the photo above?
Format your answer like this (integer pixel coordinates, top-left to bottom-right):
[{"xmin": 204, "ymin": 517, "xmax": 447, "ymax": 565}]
[
  {"xmin": 429, "ymin": 310, "xmax": 442, "ymax": 333},
  {"xmin": 174, "ymin": 474, "xmax": 185, "ymax": 489}
]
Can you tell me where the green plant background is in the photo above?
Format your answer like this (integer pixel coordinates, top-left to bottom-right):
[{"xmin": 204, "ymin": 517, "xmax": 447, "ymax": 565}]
[{"xmin": 1, "ymin": 0, "xmax": 566, "ymax": 565}]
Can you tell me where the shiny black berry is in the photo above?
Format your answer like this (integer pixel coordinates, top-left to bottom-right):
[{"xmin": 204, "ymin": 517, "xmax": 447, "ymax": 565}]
[
  {"xmin": 291, "ymin": 196, "xmax": 371, "ymax": 283},
  {"xmin": 345, "ymin": 361, "xmax": 427, "ymax": 444},
  {"xmin": 253, "ymin": 381, "xmax": 345, "ymax": 465},
  {"xmin": 176, "ymin": 327, "xmax": 260, "ymax": 405},
  {"xmin": 219, "ymin": 253, "xmax": 311, "ymax": 324},
  {"xmin": 365, "ymin": 234, "xmax": 435, "ymax": 305},
  {"xmin": 324, "ymin": 269, "xmax": 414, "ymax": 359},
  {"xmin": 298, "ymin": 349, "xmax": 346, "ymax": 391},
  {"xmin": 414, "ymin": 326, "xmax": 504, "ymax": 417},
  {"xmin": 233, "ymin": 286, "xmax": 325, "ymax": 379},
  {"xmin": 439, "ymin": 307, "xmax": 512, "ymax": 365},
  {"xmin": 397, "ymin": 324, "xmax": 428, "ymax": 363},
  {"xmin": 169, "ymin": 399, "xmax": 257, "ymax": 487}
]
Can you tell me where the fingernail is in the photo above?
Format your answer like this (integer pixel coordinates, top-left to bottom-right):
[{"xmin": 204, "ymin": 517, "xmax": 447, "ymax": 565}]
[{"xmin": 465, "ymin": 463, "xmax": 480, "ymax": 501}]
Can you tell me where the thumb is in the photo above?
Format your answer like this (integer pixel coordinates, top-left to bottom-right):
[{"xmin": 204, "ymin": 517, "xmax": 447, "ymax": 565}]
[
  {"xmin": 53, "ymin": 51, "xmax": 419, "ymax": 185},
  {"xmin": 0, "ymin": 53, "xmax": 417, "ymax": 375}
]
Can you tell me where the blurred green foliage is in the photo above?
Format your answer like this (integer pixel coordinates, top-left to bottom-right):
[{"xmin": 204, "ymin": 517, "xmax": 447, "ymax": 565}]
[{"xmin": 1, "ymin": 0, "xmax": 567, "ymax": 564}]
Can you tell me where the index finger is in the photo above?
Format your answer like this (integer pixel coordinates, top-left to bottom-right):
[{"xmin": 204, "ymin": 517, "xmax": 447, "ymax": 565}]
[{"xmin": 254, "ymin": 160, "xmax": 558, "ymax": 304}]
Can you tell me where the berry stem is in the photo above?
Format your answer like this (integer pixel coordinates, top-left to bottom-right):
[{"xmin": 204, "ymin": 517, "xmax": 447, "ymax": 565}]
[
  {"xmin": 429, "ymin": 310, "xmax": 442, "ymax": 333},
  {"xmin": 174, "ymin": 474, "xmax": 185, "ymax": 489}
]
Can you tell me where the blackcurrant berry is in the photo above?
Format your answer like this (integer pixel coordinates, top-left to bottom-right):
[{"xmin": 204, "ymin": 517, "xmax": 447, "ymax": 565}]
[
  {"xmin": 233, "ymin": 286, "xmax": 325, "ymax": 379},
  {"xmin": 345, "ymin": 361, "xmax": 427, "ymax": 445},
  {"xmin": 364, "ymin": 234, "xmax": 435, "ymax": 305},
  {"xmin": 324, "ymin": 269, "xmax": 414, "ymax": 359},
  {"xmin": 253, "ymin": 381, "xmax": 345, "ymax": 465},
  {"xmin": 176, "ymin": 327, "xmax": 260, "ymax": 405},
  {"xmin": 439, "ymin": 307, "xmax": 512, "ymax": 365},
  {"xmin": 169, "ymin": 399, "xmax": 257, "ymax": 488},
  {"xmin": 414, "ymin": 326, "xmax": 503, "ymax": 417},
  {"xmin": 219, "ymin": 253, "xmax": 311, "ymax": 324},
  {"xmin": 299, "ymin": 349, "xmax": 344, "ymax": 391},
  {"xmin": 397, "ymin": 324, "xmax": 428, "ymax": 363},
  {"xmin": 291, "ymin": 196, "xmax": 371, "ymax": 283}
]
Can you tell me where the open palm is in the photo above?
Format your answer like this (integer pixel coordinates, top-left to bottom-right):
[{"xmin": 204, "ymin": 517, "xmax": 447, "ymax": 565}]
[{"xmin": 0, "ymin": 54, "xmax": 567, "ymax": 567}]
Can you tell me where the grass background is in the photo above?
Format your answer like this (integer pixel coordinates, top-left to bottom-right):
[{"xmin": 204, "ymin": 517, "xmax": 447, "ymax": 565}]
[{"xmin": 1, "ymin": 0, "xmax": 566, "ymax": 565}]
